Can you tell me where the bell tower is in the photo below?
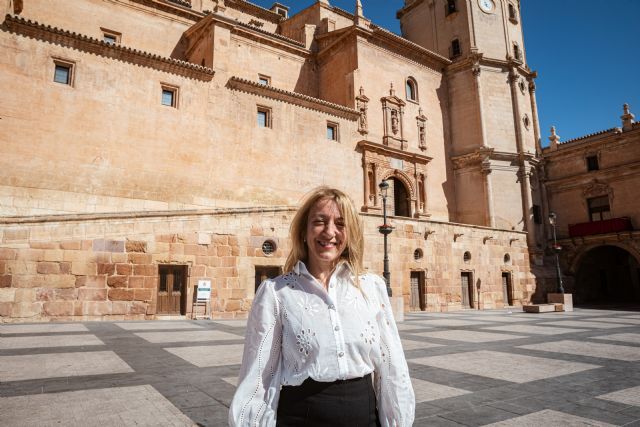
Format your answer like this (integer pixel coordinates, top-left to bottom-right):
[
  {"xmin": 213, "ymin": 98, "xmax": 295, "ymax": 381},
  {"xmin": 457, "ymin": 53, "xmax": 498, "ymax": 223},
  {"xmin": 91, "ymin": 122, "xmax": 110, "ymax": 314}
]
[{"xmin": 398, "ymin": 0, "xmax": 544, "ymax": 251}]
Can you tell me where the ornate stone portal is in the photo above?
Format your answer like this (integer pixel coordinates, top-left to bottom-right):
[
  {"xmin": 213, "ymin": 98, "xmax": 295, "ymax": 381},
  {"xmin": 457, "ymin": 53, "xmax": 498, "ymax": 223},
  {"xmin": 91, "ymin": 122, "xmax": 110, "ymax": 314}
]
[{"xmin": 358, "ymin": 140, "xmax": 431, "ymax": 218}]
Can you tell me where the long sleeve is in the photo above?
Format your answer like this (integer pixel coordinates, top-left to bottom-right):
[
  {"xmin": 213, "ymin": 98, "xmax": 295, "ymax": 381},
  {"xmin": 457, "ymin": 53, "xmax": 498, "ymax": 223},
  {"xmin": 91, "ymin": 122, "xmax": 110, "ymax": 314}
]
[
  {"xmin": 372, "ymin": 276, "xmax": 415, "ymax": 427},
  {"xmin": 229, "ymin": 280, "xmax": 283, "ymax": 427}
]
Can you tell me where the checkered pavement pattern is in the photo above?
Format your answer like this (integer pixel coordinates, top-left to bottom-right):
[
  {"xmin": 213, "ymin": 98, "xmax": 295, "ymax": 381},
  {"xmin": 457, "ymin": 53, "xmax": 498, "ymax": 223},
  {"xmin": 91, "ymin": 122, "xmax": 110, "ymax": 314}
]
[{"xmin": 1, "ymin": 309, "xmax": 639, "ymax": 426}]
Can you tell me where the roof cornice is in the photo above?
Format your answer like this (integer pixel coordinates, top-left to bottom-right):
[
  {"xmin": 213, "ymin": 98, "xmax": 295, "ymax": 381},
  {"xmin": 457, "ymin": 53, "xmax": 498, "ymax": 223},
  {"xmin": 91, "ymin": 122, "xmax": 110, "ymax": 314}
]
[
  {"xmin": 370, "ymin": 25, "xmax": 451, "ymax": 68},
  {"xmin": 357, "ymin": 140, "xmax": 433, "ymax": 164},
  {"xmin": 128, "ymin": 0, "xmax": 204, "ymax": 21},
  {"xmin": 231, "ymin": 17, "xmax": 307, "ymax": 52},
  {"xmin": 226, "ymin": 77, "xmax": 360, "ymax": 120},
  {"xmin": 542, "ymin": 126, "xmax": 640, "ymax": 158},
  {"xmin": 317, "ymin": 25, "xmax": 450, "ymax": 71},
  {"xmin": 2, "ymin": 14, "xmax": 215, "ymax": 81},
  {"xmin": 396, "ymin": 0, "xmax": 423, "ymax": 19},
  {"xmin": 127, "ymin": 0, "xmax": 284, "ymax": 23},
  {"xmin": 446, "ymin": 54, "xmax": 535, "ymax": 77},
  {"xmin": 226, "ymin": 0, "xmax": 283, "ymax": 24}
]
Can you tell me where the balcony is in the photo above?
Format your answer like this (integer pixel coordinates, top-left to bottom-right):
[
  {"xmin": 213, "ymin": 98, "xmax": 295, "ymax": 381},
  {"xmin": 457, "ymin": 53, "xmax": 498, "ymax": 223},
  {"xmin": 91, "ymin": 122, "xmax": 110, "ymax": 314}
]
[{"xmin": 568, "ymin": 217, "xmax": 633, "ymax": 238}]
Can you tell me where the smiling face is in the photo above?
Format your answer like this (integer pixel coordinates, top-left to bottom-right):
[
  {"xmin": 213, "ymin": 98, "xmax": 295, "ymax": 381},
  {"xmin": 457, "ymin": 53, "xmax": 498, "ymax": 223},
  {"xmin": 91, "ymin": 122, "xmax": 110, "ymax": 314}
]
[{"xmin": 305, "ymin": 198, "xmax": 348, "ymax": 275}]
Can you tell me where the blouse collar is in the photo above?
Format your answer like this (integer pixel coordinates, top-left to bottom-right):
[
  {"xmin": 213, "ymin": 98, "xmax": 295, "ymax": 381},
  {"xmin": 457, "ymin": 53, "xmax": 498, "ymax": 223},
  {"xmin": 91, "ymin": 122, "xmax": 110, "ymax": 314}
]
[{"xmin": 293, "ymin": 260, "xmax": 353, "ymax": 280}]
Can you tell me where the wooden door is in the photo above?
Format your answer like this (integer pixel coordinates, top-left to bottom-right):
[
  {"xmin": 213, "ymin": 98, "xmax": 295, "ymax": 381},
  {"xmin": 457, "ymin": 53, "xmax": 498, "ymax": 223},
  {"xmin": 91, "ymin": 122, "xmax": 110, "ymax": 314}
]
[
  {"xmin": 255, "ymin": 266, "xmax": 281, "ymax": 292},
  {"xmin": 502, "ymin": 272, "xmax": 512, "ymax": 306},
  {"xmin": 157, "ymin": 265, "xmax": 186, "ymax": 315},
  {"xmin": 410, "ymin": 272, "xmax": 420, "ymax": 311},
  {"xmin": 418, "ymin": 272, "xmax": 426, "ymax": 311},
  {"xmin": 461, "ymin": 272, "xmax": 472, "ymax": 308}
]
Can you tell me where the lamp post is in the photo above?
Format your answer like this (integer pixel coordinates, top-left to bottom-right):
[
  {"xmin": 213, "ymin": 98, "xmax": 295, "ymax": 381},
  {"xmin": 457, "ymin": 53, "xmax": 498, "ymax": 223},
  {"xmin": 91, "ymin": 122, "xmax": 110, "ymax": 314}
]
[
  {"xmin": 548, "ymin": 212, "xmax": 565, "ymax": 294},
  {"xmin": 378, "ymin": 180, "xmax": 393, "ymax": 297}
]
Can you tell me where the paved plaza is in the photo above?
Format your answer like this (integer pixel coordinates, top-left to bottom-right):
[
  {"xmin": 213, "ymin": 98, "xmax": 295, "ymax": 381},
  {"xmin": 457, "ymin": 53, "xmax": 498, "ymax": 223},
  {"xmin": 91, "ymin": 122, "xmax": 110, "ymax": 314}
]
[{"xmin": 1, "ymin": 308, "xmax": 640, "ymax": 426}]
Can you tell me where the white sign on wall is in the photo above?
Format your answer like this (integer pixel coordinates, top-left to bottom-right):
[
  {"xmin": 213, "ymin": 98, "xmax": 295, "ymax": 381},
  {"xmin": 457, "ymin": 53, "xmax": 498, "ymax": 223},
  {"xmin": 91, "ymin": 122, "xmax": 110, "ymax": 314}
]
[{"xmin": 197, "ymin": 279, "xmax": 212, "ymax": 300}]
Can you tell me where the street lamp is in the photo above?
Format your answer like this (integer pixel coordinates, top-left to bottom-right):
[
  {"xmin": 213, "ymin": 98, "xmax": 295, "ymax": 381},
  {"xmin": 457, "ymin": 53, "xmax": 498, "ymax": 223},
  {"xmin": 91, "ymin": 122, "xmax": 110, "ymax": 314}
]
[
  {"xmin": 548, "ymin": 212, "xmax": 565, "ymax": 294},
  {"xmin": 378, "ymin": 180, "xmax": 393, "ymax": 297}
]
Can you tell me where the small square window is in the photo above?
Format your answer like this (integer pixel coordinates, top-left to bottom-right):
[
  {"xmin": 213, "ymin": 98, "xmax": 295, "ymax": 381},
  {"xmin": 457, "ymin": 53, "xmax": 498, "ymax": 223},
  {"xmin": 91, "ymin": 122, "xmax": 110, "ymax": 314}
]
[
  {"xmin": 161, "ymin": 85, "xmax": 178, "ymax": 108},
  {"xmin": 258, "ymin": 74, "xmax": 271, "ymax": 85},
  {"xmin": 327, "ymin": 122, "xmax": 339, "ymax": 141},
  {"xmin": 257, "ymin": 106, "xmax": 272, "ymax": 128},
  {"xmin": 101, "ymin": 28, "xmax": 121, "ymax": 45},
  {"xmin": 586, "ymin": 155, "xmax": 599, "ymax": 171},
  {"xmin": 53, "ymin": 60, "xmax": 74, "ymax": 85},
  {"xmin": 54, "ymin": 64, "xmax": 71, "ymax": 84}
]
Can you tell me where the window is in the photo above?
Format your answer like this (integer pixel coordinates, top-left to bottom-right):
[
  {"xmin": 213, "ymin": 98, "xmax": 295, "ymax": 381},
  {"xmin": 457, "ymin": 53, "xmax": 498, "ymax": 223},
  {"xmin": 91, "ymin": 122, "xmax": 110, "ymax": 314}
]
[
  {"xmin": 504, "ymin": 254, "xmax": 511, "ymax": 265},
  {"xmin": 588, "ymin": 196, "xmax": 611, "ymax": 222},
  {"xmin": 327, "ymin": 122, "xmax": 339, "ymax": 141},
  {"xmin": 587, "ymin": 155, "xmax": 599, "ymax": 171},
  {"xmin": 463, "ymin": 251, "xmax": 471, "ymax": 263},
  {"xmin": 101, "ymin": 28, "xmax": 121, "ymax": 44},
  {"xmin": 103, "ymin": 34, "xmax": 117, "ymax": 44},
  {"xmin": 271, "ymin": 4, "xmax": 289, "ymax": 18},
  {"xmin": 532, "ymin": 205, "xmax": 542, "ymax": 224},
  {"xmin": 513, "ymin": 44, "xmax": 522, "ymax": 61},
  {"xmin": 451, "ymin": 39, "xmax": 461, "ymax": 58},
  {"xmin": 161, "ymin": 85, "xmax": 178, "ymax": 108},
  {"xmin": 446, "ymin": 0, "xmax": 457, "ymax": 16},
  {"xmin": 405, "ymin": 77, "xmax": 418, "ymax": 102},
  {"xmin": 261, "ymin": 240, "xmax": 276, "ymax": 255},
  {"xmin": 258, "ymin": 74, "xmax": 271, "ymax": 85},
  {"xmin": 53, "ymin": 59, "xmax": 74, "ymax": 85},
  {"xmin": 413, "ymin": 249, "xmax": 423, "ymax": 260},
  {"xmin": 257, "ymin": 106, "xmax": 272, "ymax": 128},
  {"xmin": 508, "ymin": 3, "xmax": 518, "ymax": 22}
]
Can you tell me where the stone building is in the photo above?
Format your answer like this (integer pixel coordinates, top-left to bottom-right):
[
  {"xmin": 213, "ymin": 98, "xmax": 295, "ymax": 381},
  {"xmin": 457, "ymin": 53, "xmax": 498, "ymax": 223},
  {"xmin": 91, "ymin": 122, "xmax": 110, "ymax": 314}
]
[
  {"xmin": 541, "ymin": 104, "xmax": 640, "ymax": 306},
  {"xmin": 1, "ymin": 0, "xmax": 550, "ymax": 321}
]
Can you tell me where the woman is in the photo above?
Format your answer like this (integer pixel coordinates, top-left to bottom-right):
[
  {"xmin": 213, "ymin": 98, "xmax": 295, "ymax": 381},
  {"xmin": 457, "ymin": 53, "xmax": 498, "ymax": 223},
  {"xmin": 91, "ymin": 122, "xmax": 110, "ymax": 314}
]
[{"xmin": 229, "ymin": 187, "xmax": 415, "ymax": 426}]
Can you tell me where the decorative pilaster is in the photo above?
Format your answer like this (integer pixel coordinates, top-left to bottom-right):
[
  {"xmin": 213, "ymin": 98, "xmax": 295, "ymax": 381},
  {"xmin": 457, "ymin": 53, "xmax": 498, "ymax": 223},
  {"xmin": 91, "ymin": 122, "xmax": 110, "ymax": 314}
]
[
  {"xmin": 481, "ymin": 154, "xmax": 496, "ymax": 228},
  {"xmin": 416, "ymin": 107, "xmax": 427, "ymax": 151}
]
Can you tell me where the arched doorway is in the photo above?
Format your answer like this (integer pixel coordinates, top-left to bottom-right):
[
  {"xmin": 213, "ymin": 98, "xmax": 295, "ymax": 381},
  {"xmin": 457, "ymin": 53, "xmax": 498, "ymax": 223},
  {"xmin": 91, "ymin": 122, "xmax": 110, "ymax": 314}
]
[
  {"xmin": 573, "ymin": 245, "xmax": 640, "ymax": 305},
  {"xmin": 388, "ymin": 177, "xmax": 411, "ymax": 217}
]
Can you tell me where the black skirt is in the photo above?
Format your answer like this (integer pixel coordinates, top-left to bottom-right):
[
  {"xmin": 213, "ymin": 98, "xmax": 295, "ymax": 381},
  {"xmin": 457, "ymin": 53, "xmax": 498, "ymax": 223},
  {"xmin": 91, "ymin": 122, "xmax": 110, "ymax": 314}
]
[{"xmin": 276, "ymin": 374, "xmax": 380, "ymax": 427}]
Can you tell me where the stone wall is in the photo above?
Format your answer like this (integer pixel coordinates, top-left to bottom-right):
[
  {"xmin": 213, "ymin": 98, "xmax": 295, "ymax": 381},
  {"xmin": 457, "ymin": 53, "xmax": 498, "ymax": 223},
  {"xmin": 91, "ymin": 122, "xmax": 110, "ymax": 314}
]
[{"xmin": 0, "ymin": 208, "xmax": 534, "ymax": 323}]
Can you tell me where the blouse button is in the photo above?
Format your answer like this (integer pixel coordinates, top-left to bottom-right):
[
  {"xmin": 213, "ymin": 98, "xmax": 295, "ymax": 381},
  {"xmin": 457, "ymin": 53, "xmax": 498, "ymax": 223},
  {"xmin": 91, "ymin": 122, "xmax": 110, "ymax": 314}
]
[
  {"xmin": 338, "ymin": 351, "xmax": 344, "ymax": 357},
  {"xmin": 334, "ymin": 325, "xmax": 340, "ymax": 331}
]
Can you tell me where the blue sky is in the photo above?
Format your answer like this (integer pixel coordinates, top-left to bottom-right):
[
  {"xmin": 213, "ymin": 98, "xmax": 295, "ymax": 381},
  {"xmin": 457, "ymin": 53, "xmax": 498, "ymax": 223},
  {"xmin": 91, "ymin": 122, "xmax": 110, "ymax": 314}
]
[{"xmin": 252, "ymin": 0, "xmax": 639, "ymax": 144}]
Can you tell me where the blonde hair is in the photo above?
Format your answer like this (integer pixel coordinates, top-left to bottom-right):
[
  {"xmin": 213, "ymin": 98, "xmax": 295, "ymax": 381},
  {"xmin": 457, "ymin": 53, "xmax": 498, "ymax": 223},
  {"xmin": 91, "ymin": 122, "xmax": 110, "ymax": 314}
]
[{"xmin": 284, "ymin": 187, "xmax": 364, "ymax": 278}]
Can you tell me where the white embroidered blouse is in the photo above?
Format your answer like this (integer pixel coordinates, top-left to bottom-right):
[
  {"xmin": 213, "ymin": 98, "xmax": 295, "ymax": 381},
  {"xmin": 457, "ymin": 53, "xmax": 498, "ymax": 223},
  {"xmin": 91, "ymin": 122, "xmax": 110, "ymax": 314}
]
[{"xmin": 229, "ymin": 261, "xmax": 415, "ymax": 427}]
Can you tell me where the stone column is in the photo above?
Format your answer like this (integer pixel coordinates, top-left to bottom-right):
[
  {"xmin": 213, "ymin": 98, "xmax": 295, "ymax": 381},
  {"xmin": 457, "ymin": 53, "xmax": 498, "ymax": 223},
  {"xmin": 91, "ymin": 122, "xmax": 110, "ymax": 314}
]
[
  {"xmin": 528, "ymin": 79, "xmax": 543, "ymax": 155},
  {"xmin": 372, "ymin": 162, "xmax": 379, "ymax": 208},
  {"xmin": 472, "ymin": 57, "xmax": 489, "ymax": 149},
  {"xmin": 509, "ymin": 69, "xmax": 535, "ymax": 246},
  {"xmin": 363, "ymin": 160, "xmax": 371, "ymax": 208},
  {"xmin": 482, "ymin": 161, "xmax": 496, "ymax": 228}
]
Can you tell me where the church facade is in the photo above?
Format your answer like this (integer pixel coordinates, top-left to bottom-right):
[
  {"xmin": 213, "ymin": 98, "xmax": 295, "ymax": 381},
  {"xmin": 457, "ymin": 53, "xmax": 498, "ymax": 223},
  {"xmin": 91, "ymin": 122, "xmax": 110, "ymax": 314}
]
[{"xmin": 0, "ymin": 0, "xmax": 563, "ymax": 321}]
